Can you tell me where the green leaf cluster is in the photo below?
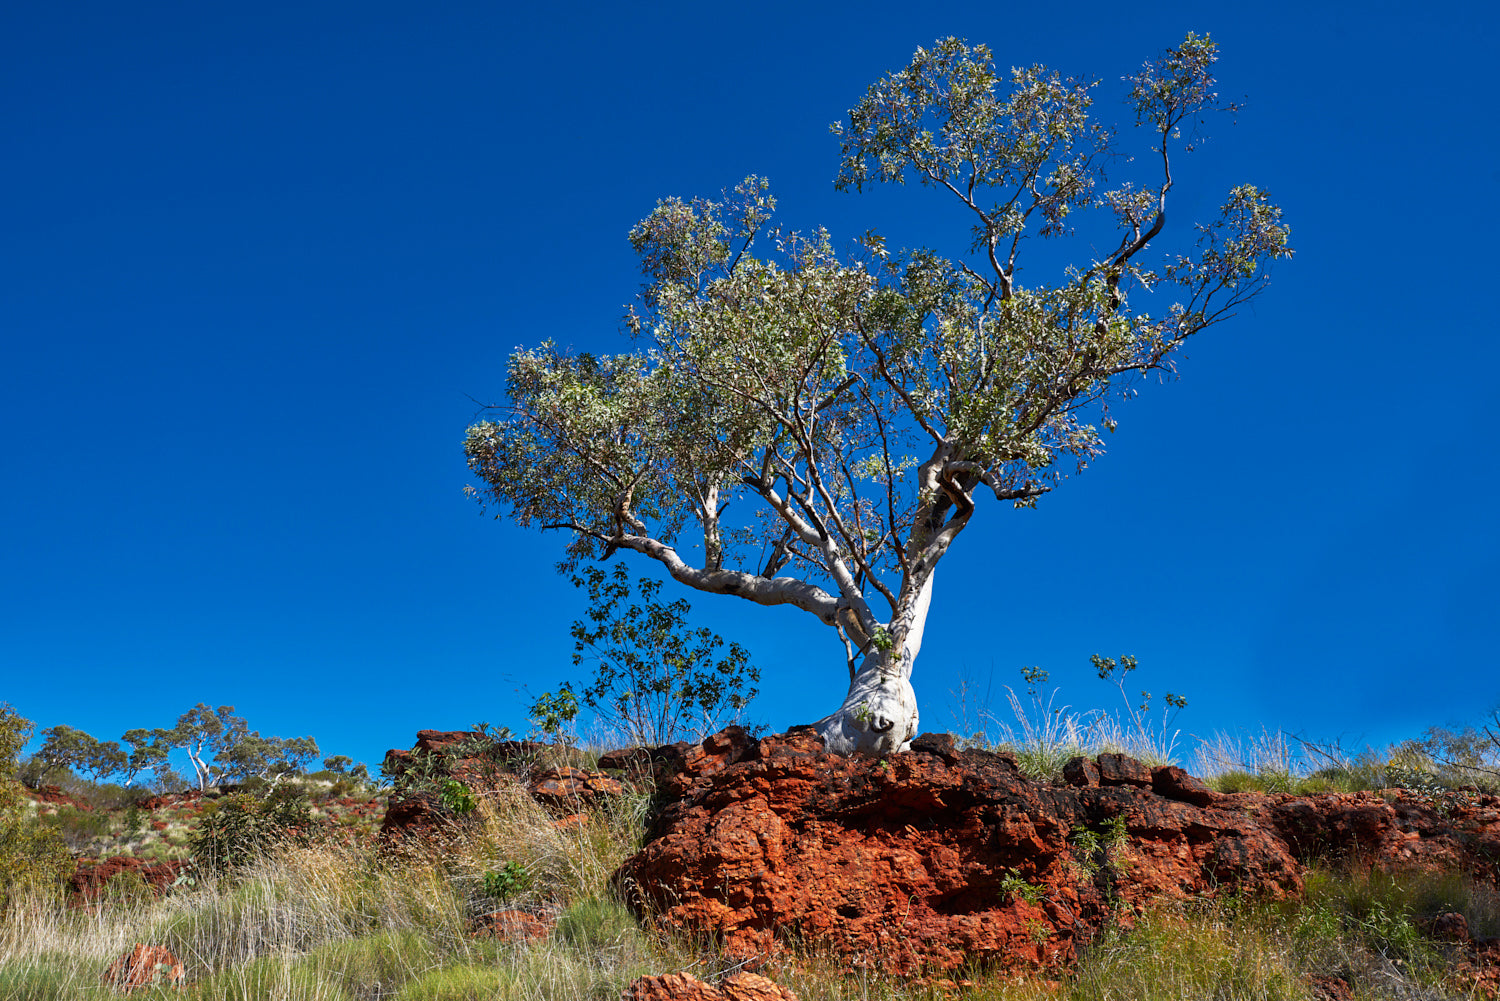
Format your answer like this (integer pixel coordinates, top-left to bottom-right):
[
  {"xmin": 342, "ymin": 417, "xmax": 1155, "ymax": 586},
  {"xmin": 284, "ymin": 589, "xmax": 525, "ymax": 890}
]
[
  {"xmin": 564, "ymin": 564, "xmax": 758, "ymax": 746},
  {"xmin": 997, "ymin": 867, "xmax": 1046, "ymax": 904},
  {"xmin": 0, "ymin": 705, "xmax": 73, "ymax": 913},
  {"xmin": 439, "ymin": 779, "xmax": 477, "ymax": 816},
  {"xmin": 464, "ymin": 34, "xmax": 1292, "ymax": 683},
  {"xmin": 189, "ymin": 787, "xmax": 318, "ymax": 875},
  {"xmin": 482, "ymin": 860, "xmax": 531, "ymax": 901}
]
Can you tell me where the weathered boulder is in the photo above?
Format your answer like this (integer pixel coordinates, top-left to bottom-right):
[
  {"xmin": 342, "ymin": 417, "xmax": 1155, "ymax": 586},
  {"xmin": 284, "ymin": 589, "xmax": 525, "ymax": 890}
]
[
  {"xmin": 528, "ymin": 766, "xmax": 622, "ymax": 814},
  {"xmin": 614, "ymin": 729, "xmax": 1303, "ymax": 975},
  {"xmin": 379, "ymin": 730, "xmax": 622, "ymax": 840},
  {"xmin": 470, "ymin": 908, "xmax": 553, "ymax": 944},
  {"xmin": 1150, "ymin": 765, "xmax": 1217, "ymax": 807},
  {"xmin": 104, "ymin": 943, "xmax": 184, "ymax": 994},
  {"xmin": 1061, "ymin": 756, "xmax": 1100, "ymax": 788},
  {"xmin": 1096, "ymin": 752, "xmax": 1152, "ymax": 787},
  {"xmin": 71, "ymin": 856, "xmax": 188, "ymax": 904},
  {"xmin": 623, "ymin": 971, "xmax": 798, "ymax": 1001}
]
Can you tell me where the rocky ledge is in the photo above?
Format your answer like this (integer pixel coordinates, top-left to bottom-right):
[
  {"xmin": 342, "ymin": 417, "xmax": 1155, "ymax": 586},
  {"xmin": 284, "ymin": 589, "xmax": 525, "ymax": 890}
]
[{"xmin": 612, "ymin": 727, "xmax": 1500, "ymax": 975}]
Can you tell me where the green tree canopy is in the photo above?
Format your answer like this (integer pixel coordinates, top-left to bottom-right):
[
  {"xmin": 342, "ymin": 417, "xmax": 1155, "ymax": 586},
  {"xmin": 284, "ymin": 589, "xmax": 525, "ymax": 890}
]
[{"xmin": 465, "ymin": 35, "xmax": 1291, "ymax": 755}]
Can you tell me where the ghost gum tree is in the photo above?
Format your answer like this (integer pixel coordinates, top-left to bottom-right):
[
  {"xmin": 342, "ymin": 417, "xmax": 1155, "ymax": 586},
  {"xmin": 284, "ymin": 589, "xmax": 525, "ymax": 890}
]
[{"xmin": 465, "ymin": 35, "xmax": 1291, "ymax": 755}]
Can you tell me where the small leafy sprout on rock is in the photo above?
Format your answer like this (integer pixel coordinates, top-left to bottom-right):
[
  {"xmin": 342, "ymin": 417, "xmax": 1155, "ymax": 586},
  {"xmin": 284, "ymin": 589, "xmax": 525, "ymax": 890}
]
[
  {"xmin": 528, "ymin": 687, "xmax": 580, "ymax": 744},
  {"xmin": 483, "ymin": 860, "xmax": 531, "ymax": 901},
  {"xmin": 998, "ymin": 868, "xmax": 1045, "ymax": 904},
  {"xmin": 439, "ymin": 779, "xmax": 476, "ymax": 815},
  {"xmin": 1071, "ymin": 816, "xmax": 1131, "ymax": 880}
]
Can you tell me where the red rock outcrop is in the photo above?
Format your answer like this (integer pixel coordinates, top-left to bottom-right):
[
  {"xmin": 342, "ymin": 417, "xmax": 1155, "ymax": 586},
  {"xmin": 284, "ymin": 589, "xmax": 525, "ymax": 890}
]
[
  {"xmin": 71, "ymin": 856, "xmax": 189, "ymax": 903},
  {"xmin": 470, "ymin": 908, "xmax": 553, "ymax": 944},
  {"xmin": 615, "ymin": 727, "xmax": 1500, "ymax": 976},
  {"xmin": 528, "ymin": 766, "xmax": 622, "ymax": 814},
  {"xmin": 103, "ymin": 943, "xmax": 184, "ymax": 994},
  {"xmin": 1304, "ymin": 974, "xmax": 1354, "ymax": 1001},
  {"xmin": 137, "ymin": 791, "xmax": 205, "ymax": 812},
  {"xmin": 615, "ymin": 728, "xmax": 1305, "ymax": 975},
  {"xmin": 30, "ymin": 785, "xmax": 91, "ymax": 810},
  {"xmin": 379, "ymin": 730, "xmax": 621, "ymax": 840},
  {"xmin": 623, "ymin": 971, "xmax": 798, "ymax": 1000}
]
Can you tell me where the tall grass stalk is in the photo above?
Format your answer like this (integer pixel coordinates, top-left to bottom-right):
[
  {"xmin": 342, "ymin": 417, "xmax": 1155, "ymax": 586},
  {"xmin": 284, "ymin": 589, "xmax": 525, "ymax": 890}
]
[{"xmin": 957, "ymin": 683, "xmax": 1186, "ymax": 780}]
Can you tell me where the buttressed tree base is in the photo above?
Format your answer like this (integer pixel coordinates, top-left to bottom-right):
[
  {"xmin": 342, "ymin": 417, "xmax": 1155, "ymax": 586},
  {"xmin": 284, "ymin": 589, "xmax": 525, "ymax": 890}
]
[{"xmin": 465, "ymin": 35, "xmax": 1292, "ymax": 755}]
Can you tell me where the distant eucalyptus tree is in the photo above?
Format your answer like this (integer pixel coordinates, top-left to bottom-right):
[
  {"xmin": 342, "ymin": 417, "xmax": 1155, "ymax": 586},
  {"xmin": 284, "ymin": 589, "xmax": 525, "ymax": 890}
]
[{"xmin": 465, "ymin": 35, "xmax": 1291, "ymax": 755}]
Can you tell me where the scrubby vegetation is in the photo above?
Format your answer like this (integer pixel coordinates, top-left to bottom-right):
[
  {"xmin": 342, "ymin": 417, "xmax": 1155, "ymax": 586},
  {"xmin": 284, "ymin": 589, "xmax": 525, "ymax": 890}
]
[
  {"xmin": 0, "ymin": 706, "xmax": 72, "ymax": 918},
  {"xmin": 3, "ymin": 689, "xmax": 1500, "ymax": 999},
  {"xmin": 1, "ymin": 783, "xmax": 1497, "ymax": 999}
]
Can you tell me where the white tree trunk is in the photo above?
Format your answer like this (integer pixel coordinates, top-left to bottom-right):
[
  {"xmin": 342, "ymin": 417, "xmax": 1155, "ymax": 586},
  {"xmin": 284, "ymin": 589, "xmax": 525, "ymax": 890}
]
[{"xmin": 815, "ymin": 573, "xmax": 934, "ymax": 756}]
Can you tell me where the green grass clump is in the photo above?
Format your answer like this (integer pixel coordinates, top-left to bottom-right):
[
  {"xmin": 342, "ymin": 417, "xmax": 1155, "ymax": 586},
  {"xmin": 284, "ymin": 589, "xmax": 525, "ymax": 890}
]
[
  {"xmin": 393, "ymin": 962, "xmax": 513, "ymax": 1001},
  {"xmin": 0, "ymin": 952, "xmax": 78, "ymax": 1001},
  {"xmin": 1069, "ymin": 907, "xmax": 1309, "ymax": 1001},
  {"xmin": 553, "ymin": 896, "xmax": 653, "ymax": 960},
  {"xmin": 288, "ymin": 930, "xmax": 441, "ymax": 999},
  {"xmin": 183, "ymin": 953, "xmax": 339, "ymax": 1000}
]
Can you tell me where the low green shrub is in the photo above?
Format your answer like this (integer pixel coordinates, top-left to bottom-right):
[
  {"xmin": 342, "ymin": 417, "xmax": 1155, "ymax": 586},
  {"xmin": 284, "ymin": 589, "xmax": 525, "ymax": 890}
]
[
  {"xmin": 37, "ymin": 804, "xmax": 110, "ymax": 851},
  {"xmin": 439, "ymin": 780, "xmax": 476, "ymax": 816},
  {"xmin": 0, "ymin": 706, "xmax": 73, "ymax": 915},
  {"xmin": 189, "ymin": 788, "xmax": 318, "ymax": 875},
  {"xmin": 482, "ymin": 860, "xmax": 530, "ymax": 902}
]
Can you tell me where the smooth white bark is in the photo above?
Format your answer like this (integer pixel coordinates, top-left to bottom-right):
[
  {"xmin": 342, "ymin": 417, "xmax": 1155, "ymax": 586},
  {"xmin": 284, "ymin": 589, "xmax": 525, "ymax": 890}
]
[{"xmin": 815, "ymin": 572, "xmax": 935, "ymax": 755}]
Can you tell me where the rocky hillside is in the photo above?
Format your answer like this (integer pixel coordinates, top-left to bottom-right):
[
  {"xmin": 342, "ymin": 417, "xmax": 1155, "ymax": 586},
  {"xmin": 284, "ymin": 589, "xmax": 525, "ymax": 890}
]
[{"xmin": 378, "ymin": 724, "xmax": 1500, "ymax": 982}]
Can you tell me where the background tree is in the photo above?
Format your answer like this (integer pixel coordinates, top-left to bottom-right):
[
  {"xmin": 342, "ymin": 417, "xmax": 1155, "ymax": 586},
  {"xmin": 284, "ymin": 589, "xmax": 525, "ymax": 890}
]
[
  {"xmin": 465, "ymin": 35, "xmax": 1291, "ymax": 755},
  {"xmin": 216, "ymin": 732, "xmax": 321, "ymax": 785},
  {"xmin": 322, "ymin": 755, "xmax": 354, "ymax": 774},
  {"xmin": 153, "ymin": 704, "xmax": 239, "ymax": 790},
  {"xmin": 119, "ymin": 728, "xmax": 167, "ymax": 788},
  {"xmin": 34, "ymin": 724, "xmax": 125, "ymax": 784},
  {"xmin": 567, "ymin": 563, "xmax": 758, "ymax": 746},
  {"xmin": 151, "ymin": 704, "xmax": 319, "ymax": 790},
  {"xmin": 0, "ymin": 705, "xmax": 72, "ymax": 913}
]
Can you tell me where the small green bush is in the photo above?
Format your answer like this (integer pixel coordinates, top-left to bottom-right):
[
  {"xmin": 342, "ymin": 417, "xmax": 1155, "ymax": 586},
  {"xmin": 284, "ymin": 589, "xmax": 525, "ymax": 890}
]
[
  {"xmin": 38, "ymin": 804, "xmax": 110, "ymax": 851},
  {"xmin": 0, "ymin": 705, "xmax": 73, "ymax": 914},
  {"xmin": 189, "ymin": 789, "xmax": 318, "ymax": 875},
  {"xmin": 1071, "ymin": 816, "xmax": 1130, "ymax": 881},
  {"xmin": 482, "ymin": 860, "xmax": 530, "ymax": 901},
  {"xmin": 439, "ymin": 780, "xmax": 476, "ymax": 816}
]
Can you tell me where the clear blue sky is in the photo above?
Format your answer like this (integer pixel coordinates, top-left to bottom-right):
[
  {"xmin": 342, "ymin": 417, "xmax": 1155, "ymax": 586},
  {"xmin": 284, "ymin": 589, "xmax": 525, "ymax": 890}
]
[{"xmin": 4, "ymin": 1, "xmax": 1497, "ymax": 776}]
